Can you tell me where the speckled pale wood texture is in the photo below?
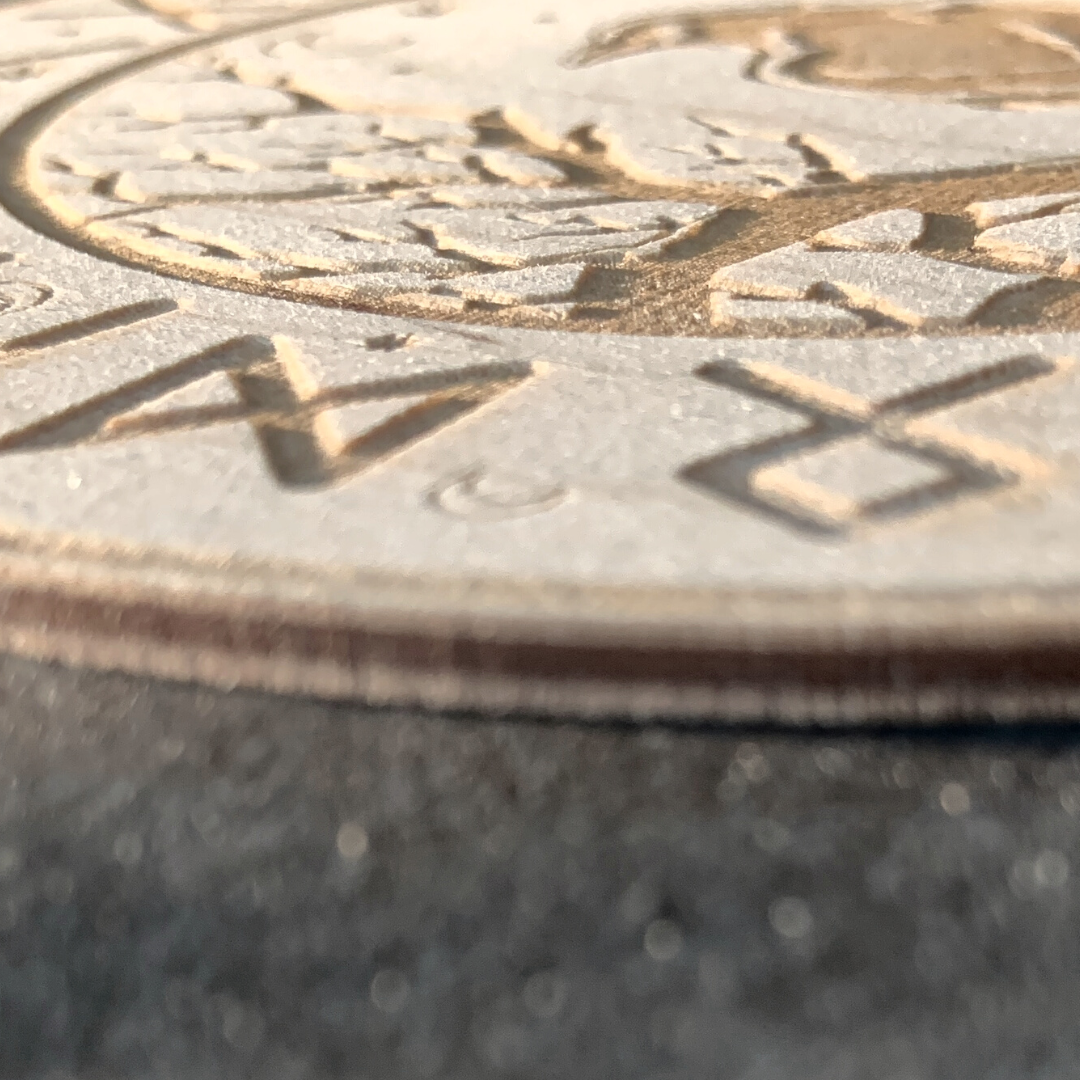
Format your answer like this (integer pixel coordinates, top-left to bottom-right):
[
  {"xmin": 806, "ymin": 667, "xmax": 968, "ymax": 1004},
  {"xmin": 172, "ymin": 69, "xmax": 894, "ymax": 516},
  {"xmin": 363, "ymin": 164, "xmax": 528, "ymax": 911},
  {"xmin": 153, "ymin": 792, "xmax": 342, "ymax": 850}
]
[{"xmin": 5, "ymin": 0, "xmax": 1080, "ymax": 719}]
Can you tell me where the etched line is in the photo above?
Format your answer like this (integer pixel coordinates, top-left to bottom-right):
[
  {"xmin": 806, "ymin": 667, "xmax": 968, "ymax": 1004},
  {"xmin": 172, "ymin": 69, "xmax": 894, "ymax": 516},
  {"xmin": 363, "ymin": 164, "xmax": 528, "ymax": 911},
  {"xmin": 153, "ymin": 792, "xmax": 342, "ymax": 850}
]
[
  {"xmin": 0, "ymin": 335, "xmax": 267, "ymax": 452},
  {"xmin": 0, "ymin": 297, "xmax": 178, "ymax": 357}
]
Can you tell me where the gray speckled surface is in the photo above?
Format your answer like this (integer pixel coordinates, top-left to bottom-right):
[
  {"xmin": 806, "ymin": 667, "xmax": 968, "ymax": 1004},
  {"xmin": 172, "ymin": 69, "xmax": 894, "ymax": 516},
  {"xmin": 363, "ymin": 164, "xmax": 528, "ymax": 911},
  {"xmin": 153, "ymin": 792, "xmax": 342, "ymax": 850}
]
[{"xmin": 0, "ymin": 655, "xmax": 1078, "ymax": 1079}]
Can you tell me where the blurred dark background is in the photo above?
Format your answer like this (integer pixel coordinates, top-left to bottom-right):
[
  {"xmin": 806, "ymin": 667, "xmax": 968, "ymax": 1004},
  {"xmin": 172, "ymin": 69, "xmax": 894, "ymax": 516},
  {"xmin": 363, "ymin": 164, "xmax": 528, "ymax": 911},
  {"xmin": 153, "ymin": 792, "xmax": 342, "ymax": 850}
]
[{"xmin": 0, "ymin": 655, "xmax": 1076, "ymax": 1079}]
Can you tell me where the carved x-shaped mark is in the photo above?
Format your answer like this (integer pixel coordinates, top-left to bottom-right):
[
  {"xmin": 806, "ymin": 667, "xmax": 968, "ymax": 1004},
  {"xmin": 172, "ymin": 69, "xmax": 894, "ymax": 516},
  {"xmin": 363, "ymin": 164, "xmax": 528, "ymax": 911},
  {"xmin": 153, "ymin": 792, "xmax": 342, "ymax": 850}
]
[
  {"xmin": 681, "ymin": 353, "xmax": 1059, "ymax": 535},
  {"xmin": 0, "ymin": 335, "xmax": 531, "ymax": 489}
]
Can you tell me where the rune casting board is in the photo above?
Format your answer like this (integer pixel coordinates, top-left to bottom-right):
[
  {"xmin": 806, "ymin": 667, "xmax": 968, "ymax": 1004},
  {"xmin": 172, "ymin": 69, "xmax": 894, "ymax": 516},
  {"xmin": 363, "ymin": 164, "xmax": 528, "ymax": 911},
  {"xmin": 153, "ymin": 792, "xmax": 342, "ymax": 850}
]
[{"xmin": 2, "ymin": 0, "xmax": 1080, "ymax": 718}]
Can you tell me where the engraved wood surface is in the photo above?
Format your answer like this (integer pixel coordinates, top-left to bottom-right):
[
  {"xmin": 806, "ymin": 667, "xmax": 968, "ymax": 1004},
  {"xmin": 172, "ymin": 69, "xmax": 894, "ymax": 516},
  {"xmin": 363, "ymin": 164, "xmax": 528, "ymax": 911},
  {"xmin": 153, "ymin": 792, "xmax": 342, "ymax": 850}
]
[{"xmin": 1, "ymin": 0, "xmax": 1080, "ymax": 718}]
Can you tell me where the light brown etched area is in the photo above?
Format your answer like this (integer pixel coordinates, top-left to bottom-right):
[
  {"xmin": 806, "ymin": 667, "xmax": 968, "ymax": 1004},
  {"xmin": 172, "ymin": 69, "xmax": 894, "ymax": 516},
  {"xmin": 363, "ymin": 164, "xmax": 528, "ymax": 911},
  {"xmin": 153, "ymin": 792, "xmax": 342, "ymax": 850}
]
[
  {"xmin": 582, "ymin": 164, "xmax": 1080, "ymax": 340},
  {"xmin": 181, "ymin": 164, "xmax": 1080, "ymax": 339},
  {"xmin": 28, "ymin": 144, "xmax": 1080, "ymax": 341},
  {"xmin": 12, "ymin": 1, "xmax": 1080, "ymax": 340},
  {"xmin": 574, "ymin": 4, "xmax": 1080, "ymax": 106}
]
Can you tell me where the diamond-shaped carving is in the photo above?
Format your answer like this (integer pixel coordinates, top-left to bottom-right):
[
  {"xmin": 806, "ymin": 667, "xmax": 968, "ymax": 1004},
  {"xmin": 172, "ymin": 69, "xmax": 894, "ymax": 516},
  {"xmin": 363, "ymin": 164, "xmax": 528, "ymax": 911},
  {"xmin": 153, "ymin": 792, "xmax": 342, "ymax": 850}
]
[
  {"xmin": 682, "ymin": 354, "xmax": 1057, "ymax": 535},
  {"xmin": 755, "ymin": 437, "xmax": 949, "ymax": 522}
]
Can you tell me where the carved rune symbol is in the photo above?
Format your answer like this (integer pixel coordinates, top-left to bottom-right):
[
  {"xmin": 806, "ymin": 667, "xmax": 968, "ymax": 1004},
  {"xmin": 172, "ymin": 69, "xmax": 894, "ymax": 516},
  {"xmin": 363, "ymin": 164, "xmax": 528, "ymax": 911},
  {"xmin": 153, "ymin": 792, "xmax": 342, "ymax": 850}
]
[
  {"xmin": 0, "ymin": 336, "xmax": 531, "ymax": 489},
  {"xmin": 681, "ymin": 354, "xmax": 1059, "ymax": 535}
]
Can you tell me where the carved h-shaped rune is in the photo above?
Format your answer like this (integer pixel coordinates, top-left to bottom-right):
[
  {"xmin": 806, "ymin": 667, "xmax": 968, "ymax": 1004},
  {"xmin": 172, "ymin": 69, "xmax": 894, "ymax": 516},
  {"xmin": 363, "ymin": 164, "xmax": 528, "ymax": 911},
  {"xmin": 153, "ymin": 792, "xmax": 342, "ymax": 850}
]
[
  {"xmin": 0, "ymin": 335, "xmax": 531, "ymax": 489},
  {"xmin": 681, "ymin": 354, "xmax": 1059, "ymax": 535}
]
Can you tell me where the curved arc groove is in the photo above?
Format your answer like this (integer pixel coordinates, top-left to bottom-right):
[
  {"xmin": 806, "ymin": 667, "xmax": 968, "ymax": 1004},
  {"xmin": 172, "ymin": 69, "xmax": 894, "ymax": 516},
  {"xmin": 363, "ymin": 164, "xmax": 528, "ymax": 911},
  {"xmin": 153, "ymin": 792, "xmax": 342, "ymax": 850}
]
[{"xmin": 0, "ymin": 0, "xmax": 395, "ymax": 279}]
